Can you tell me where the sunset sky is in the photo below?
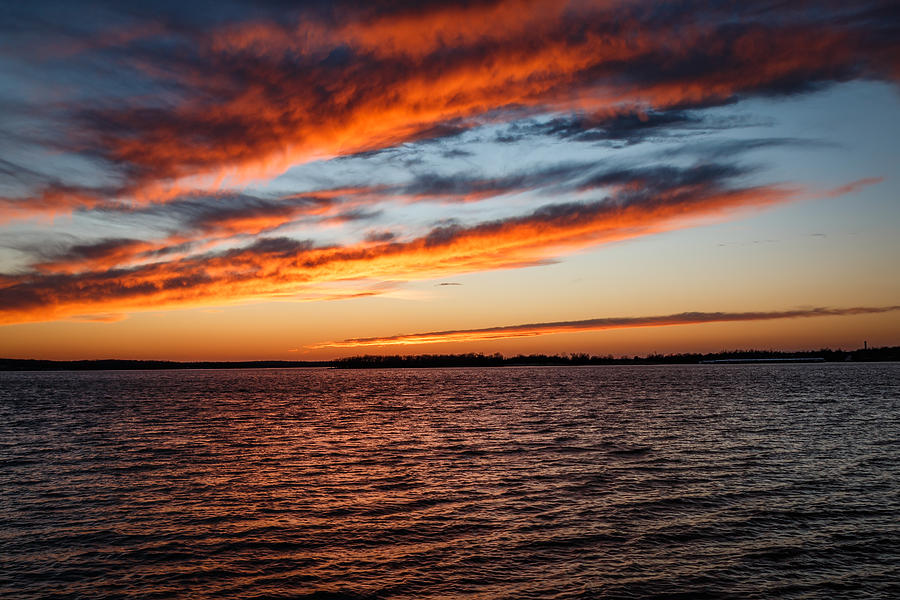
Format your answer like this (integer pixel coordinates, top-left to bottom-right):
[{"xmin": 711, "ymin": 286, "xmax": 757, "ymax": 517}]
[{"xmin": 1, "ymin": 0, "xmax": 898, "ymax": 360}]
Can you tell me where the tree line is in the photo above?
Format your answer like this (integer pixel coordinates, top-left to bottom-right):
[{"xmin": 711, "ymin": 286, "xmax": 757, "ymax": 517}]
[{"xmin": 2, "ymin": 346, "xmax": 897, "ymax": 371}]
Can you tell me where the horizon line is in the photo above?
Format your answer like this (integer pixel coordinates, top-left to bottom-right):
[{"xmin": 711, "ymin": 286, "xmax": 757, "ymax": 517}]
[{"xmin": 2, "ymin": 344, "xmax": 897, "ymax": 368}]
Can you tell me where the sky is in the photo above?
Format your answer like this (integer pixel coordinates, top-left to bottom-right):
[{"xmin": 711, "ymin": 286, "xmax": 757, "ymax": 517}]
[{"xmin": 0, "ymin": 0, "xmax": 898, "ymax": 360}]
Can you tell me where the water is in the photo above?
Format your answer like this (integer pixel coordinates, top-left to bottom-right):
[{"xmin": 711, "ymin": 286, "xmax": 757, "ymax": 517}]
[{"xmin": 1, "ymin": 364, "xmax": 898, "ymax": 599}]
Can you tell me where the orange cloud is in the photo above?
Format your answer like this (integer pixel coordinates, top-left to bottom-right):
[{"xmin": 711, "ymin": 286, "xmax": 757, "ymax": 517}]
[
  {"xmin": 822, "ymin": 177, "xmax": 884, "ymax": 198},
  {"xmin": 0, "ymin": 185, "xmax": 107, "ymax": 223},
  {"xmin": 0, "ymin": 179, "xmax": 794, "ymax": 324},
  {"xmin": 2, "ymin": 1, "xmax": 893, "ymax": 224},
  {"xmin": 36, "ymin": 0, "xmax": 893, "ymax": 212},
  {"xmin": 311, "ymin": 306, "xmax": 900, "ymax": 348}
]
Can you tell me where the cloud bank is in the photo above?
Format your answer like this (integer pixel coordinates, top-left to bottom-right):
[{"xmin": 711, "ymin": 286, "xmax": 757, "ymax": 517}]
[
  {"xmin": 3, "ymin": 0, "xmax": 897, "ymax": 215},
  {"xmin": 0, "ymin": 0, "xmax": 896, "ymax": 325},
  {"xmin": 0, "ymin": 166, "xmax": 798, "ymax": 324}
]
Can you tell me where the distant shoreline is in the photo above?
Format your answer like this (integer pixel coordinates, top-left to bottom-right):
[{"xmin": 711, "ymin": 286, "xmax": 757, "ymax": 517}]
[{"xmin": 1, "ymin": 346, "xmax": 897, "ymax": 371}]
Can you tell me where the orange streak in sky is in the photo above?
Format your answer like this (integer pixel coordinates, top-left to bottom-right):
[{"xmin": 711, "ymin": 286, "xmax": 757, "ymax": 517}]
[
  {"xmin": 0, "ymin": 183, "xmax": 794, "ymax": 324},
  {"xmin": 822, "ymin": 177, "xmax": 884, "ymax": 198},
  {"xmin": 311, "ymin": 306, "xmax": 900, "ymax": 348}
]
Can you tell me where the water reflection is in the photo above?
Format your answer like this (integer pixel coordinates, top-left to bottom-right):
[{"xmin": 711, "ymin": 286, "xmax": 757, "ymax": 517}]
[{"xmin": 1, "ymin": 364, "xmax": 898, "ymax": 598}]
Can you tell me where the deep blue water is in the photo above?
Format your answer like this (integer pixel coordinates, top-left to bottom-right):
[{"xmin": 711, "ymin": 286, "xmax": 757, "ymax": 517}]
[{"xmin": 1, "ymin": 364, "xmax": 898, "ymax": 599}]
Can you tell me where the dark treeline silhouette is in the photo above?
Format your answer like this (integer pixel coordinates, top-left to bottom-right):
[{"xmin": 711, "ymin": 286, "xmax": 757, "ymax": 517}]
[
  {"xmin": 331, "ymin": 347, "xmax": 899, "ymax": 368},
  {"xmin": 1, "ymin": 347, "xmax": 897, "ymax": 371}
]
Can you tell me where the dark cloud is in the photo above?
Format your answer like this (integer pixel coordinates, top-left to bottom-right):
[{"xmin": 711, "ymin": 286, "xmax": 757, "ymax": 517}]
[
  {"xmin": 58, "ymin": 238, "xmax": 143, "ymax": 260},
  {"xmin": 440, "ymin": 148, "xmax": 475, "ymax": 159},
  {"xmin": 85, "ymin": 188, "xmax": 369, "ymax": 238},
  {"xmin": 332, "ymin": 208, "xmax": 382, "ymax": 223},
  {"xmin": 175, "ymin": 193, "xmax": 340, "ymax": 234},
  {"xmin": 364, "ymin": 230, "xmax": 396, "ymax": 243},
  {"xmin": 4, "ymin": 0, "xmax": 896, "ymax": 215},
  {"xmin": 579, "ymin": 163, "xmax": 751, "ymax": 194},
  {"xmin": 397, "ymin": 162, "xmax": 587, "ymax": 201},
  {"xmin": 27, "ymin": 237, "xmax": 197, "ymax": 273},
  {"xmin": 495, "ymin": 110, "xmax": 706, "ymax": 145},
  {"xmin": 660, "ymin": 137, "xmax": 836, "ymax": 161},
  {"xmin": 224, "ymin": 236, "xmax": 315, "ymax": 259}
]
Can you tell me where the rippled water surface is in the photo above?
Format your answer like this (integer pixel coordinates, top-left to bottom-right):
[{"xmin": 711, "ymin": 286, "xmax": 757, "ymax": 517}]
[{"xmin": 2, "ymin": 364, "xmax": 898, "ymax": 599}]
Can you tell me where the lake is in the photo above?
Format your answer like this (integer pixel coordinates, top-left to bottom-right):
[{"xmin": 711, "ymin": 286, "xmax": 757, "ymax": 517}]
[{"xmin": 1, "ymin": 364, "xmax": 898, "ymax": 599}]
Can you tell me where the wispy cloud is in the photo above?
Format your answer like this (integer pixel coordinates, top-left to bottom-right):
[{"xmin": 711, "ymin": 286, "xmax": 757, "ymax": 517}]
[
  {"xmin": 67, "ymin": 313, "xmax": 128, "ymax": 323},
  {"xmin": 3, "ymin": 168, "xmax": 881, "ymax": 324},
  {"xmin": 0, "ymin": 172, "xmax": 796, "ymax": 324},
  {"xmin": 822, "ymin": 177, "xmax": 884, "ymax": 198},
  {"xmin": 311, "ymin": 306, "xmax": 900, "ymax": 348}
]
